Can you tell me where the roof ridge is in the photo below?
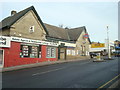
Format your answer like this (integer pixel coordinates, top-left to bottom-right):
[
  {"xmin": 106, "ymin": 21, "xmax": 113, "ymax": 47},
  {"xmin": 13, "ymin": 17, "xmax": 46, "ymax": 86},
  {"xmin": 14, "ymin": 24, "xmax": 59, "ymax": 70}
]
[
  {"xmin": 44, "ymin": 23, "xmax": 66, "ymax": 30},
  {"xmin": 69, "ymin": 26, "xmax": 85, "ymax": 30}
]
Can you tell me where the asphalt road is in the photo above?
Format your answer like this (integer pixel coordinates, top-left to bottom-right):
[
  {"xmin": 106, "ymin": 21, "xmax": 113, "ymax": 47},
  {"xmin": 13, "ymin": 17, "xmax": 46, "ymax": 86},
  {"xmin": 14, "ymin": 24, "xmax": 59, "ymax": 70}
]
[{"xmin": 2, "ymin": 57, "xmax": 120, "ymax": 88}]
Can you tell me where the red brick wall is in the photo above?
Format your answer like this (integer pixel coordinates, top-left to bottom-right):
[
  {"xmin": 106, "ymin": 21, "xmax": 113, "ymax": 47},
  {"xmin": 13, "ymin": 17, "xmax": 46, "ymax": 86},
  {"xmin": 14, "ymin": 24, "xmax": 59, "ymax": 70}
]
[{"xmin": 2, "ymin": 42, "xmax": 58, "ymax": 67}]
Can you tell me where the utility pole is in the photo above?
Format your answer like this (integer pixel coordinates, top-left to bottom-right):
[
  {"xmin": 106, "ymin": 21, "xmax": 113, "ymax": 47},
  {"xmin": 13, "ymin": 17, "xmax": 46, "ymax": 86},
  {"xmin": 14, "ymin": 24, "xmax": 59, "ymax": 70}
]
[{"xmin": 107, "ymin": 25, "xmax": 111, "ymax": 59}]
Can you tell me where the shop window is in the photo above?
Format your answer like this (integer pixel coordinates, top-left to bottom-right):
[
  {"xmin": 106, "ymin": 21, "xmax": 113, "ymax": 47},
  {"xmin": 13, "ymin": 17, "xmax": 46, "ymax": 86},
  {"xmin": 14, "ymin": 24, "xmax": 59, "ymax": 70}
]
[
  {"xmin": 20, "ymin": 44, "xmax": 41, "ymax": 58},
  {"xmin": 30, "ymin": 46, "xmax": 38, "ymax": 58},
  {"xmin": 67, "ymin": 50, "xmax": 71, "ymax": 55},
  {"xmin": 46, "ymin": 47, "xmax": 51, "ymax": 58},
  {"xmin": 46, "ymin": 47, "xmax": 56, "ymax": 58}
]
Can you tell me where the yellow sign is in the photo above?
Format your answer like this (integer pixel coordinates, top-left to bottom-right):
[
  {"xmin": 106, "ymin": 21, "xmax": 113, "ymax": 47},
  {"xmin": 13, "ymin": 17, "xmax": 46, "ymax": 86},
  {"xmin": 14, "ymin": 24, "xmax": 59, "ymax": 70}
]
[{"xmin": 91, "ymin": 43, "xmax": 105, "ymax": 48}]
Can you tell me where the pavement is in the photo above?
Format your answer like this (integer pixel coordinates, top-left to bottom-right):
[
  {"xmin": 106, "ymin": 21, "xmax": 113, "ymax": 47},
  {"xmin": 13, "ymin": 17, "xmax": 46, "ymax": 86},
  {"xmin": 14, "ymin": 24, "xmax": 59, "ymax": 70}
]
[
  {"xmin": 1, "ymin": 56, "xmax": 90, "ymax": 72},
  {"xmin": 2, "ymin": 57, "xmax": 120, "ymax": 88}
]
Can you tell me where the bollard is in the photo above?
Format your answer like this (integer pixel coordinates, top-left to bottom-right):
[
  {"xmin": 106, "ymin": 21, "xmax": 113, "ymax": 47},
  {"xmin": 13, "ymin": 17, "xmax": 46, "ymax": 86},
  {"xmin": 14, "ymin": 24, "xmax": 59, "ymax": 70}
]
[{"xmin": 93, "ymin": 53, "xmax": 105, "ymax": 62}]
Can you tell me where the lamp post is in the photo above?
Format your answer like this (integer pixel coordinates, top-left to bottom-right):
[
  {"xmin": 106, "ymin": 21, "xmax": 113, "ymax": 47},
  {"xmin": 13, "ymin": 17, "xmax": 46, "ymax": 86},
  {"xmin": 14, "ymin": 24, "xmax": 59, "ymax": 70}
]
[{"xmin": 106, "ymin": 25, "xmax": 111, "ymax": 59}]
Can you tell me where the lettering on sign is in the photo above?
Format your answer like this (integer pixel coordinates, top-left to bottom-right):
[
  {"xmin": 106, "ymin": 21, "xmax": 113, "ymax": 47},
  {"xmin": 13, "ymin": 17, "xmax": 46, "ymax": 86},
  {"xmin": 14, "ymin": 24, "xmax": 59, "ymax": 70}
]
[
  {"xmin": 0, "ymin": 37, "xmax": 6, "ymax": 45},
  {"xmin": 0, "ymin": 36, "xmax": 11, "ymax": 47},
  {"xmin": 91, "ymin": 43, "xmax": 105, "ymax": 48},
  {"xmin": 11, "ymin": 37, "xmax": 59, "ymax": 47}
]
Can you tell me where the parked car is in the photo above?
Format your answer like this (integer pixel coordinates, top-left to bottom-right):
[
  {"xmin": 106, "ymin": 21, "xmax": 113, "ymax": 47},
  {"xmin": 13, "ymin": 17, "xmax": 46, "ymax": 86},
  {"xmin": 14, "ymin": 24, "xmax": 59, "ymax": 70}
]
[
  {"xmin": 89, "ymin": 52, "xmax": 97, "ymax": 58},
  {"xmin": 114, "ymin": 51, "xmax": 120, "ymax": 57}
]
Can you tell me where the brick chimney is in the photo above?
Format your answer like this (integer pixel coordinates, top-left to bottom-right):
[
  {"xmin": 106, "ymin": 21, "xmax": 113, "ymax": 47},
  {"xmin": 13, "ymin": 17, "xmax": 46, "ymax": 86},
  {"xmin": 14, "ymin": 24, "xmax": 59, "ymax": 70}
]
[{"xmin": 11, "ymin": 10, "xmax": 17, "ymax": 16}]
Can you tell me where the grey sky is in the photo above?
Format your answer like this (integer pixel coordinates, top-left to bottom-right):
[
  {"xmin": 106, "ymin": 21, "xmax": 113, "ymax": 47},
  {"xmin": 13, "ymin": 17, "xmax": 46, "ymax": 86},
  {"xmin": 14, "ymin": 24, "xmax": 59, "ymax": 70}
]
[{"xmin": 0, "ymin": 2, "xmax": 118, "ymax": 42}]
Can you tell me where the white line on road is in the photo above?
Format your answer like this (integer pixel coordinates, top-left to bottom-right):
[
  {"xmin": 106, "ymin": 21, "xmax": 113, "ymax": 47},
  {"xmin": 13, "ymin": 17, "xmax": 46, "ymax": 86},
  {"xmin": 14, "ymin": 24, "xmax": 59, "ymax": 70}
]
[
  {"xmin": 32, "ymin": 67, "xmax": 66, "ymax": 76},
  {"xmin": 32, "ymin": 61, "xmax": 91, "ymax": 76}
]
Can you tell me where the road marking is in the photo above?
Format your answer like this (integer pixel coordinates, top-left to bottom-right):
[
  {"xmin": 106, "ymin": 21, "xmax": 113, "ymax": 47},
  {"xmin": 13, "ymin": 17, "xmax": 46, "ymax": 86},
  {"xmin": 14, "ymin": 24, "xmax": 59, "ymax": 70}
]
[
  {"xmin": 97, "ymin": 74, "xmax": 120, "ymax": 90},
  {"xmin": 32, "ymin": 67, "xmax": 66, "ymax": 76}
]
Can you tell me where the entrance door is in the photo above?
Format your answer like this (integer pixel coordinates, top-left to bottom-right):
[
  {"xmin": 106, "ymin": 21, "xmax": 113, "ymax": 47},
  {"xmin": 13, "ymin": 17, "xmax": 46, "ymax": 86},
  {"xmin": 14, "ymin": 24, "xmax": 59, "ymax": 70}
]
[
  {"xmin": 0, "ymin": 49, "xmax": 4, "ymax": 67},
  {"xmin": 60, "ymin": 48, "xmax": 66, "ymax": 60}
]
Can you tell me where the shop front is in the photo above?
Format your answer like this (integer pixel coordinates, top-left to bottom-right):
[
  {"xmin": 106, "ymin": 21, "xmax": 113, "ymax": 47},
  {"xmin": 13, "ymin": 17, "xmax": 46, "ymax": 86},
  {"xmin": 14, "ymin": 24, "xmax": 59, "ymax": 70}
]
[
  {"xmin": 58, "ymin": 41, "xmax": 76, "ymax": 60},
  {"xmin": 58, "ymin": 43, "xmax": 67, "ymax": 60},
  {"xmin": 1, "ymin": 36, "xmax": 58, "ymax": 68}
]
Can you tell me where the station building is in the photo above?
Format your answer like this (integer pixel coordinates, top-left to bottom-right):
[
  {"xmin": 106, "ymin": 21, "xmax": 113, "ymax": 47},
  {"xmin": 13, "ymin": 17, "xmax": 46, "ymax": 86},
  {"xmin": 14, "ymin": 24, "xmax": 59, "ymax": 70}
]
[
  {"xmin": 0, "ymin": 6, "xmax": 58, "ymax": 68},
  {"xmin": 45, "ymin": 23, "xmax": 91, "ymax": 60},
  {"xmin": 0, "ymin": 6, "xmax": 91, "ymax": 68}
]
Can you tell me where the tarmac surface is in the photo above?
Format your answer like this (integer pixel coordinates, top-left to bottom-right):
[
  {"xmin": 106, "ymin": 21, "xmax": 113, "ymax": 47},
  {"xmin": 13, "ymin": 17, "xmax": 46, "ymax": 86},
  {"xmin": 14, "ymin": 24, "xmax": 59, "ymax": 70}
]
[{"xmin": 2, "ymin": 57, "xmax": 120, "ymax": 88}]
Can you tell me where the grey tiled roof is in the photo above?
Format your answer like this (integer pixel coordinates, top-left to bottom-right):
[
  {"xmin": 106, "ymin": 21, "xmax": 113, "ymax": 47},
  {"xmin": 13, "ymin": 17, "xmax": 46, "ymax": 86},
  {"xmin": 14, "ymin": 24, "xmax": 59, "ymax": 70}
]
[
  {"xmin": 67, "ymin": 27, "xmax": 85, "ymax": 41},
  {"xmin": 0, "ymin": 6, "xmax": 48, "ymax": 35},
  {"xmin": 45, "ymin": 23, "xmax": 91, "ymax": 43},
  {"xmin": 44, "ymin": 23, "xmax": 70, "ymax": 40}
]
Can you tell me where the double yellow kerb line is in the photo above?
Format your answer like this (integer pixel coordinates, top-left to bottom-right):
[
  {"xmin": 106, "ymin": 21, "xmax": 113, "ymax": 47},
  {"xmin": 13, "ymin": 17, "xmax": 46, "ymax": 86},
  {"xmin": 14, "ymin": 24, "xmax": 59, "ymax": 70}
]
[{"xmin": 97, "ymin": 74, "xmax": 120, "ymax": 90}]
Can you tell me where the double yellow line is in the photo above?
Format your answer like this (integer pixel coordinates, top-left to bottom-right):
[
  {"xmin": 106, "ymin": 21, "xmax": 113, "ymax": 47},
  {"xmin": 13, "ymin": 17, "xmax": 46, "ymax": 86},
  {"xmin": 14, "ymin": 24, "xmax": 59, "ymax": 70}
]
[{"xmin": 97, "ymin": 74, "xmax": 120, "ymax": 90}]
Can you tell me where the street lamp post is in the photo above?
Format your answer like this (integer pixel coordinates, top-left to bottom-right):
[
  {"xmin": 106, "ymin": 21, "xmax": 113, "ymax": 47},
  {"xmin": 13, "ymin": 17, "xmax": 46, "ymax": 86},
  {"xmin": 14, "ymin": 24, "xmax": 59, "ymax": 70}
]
[{"xmin": 106, "ymin": 25, "xmax": 111, "ymax": 59}]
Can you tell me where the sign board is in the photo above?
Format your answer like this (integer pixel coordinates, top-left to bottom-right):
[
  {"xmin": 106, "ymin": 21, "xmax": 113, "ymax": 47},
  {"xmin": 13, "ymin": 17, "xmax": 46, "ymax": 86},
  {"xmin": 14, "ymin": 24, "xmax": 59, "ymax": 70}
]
[
  {"xmin": 89, "ymin": 48, "xmax": 106, "ymax": 52},
  {"xmin": 11, "ymin": 37, "xmax": 59, "ymax": 47},
  {"xmin": 91, "ymin": 43, "xmax": 105, "ymax": 48},
  {"xmin": 0, "ymin": 36, "xmax": 11, "ymax": 47},
  {"xmin": 59, "ymin": 41, "xmax": 76, "ymax": 47},
  {"xmin": 83, "ymin": 34, "xmax": 89, "ymax": 38}
]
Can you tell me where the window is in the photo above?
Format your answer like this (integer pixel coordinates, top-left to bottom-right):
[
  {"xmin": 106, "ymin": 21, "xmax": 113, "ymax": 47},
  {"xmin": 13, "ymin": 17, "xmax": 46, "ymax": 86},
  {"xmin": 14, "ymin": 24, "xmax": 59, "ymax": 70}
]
[
  {"xmin": 30, "ymin": 46, "xmax": 38, "ymax": 58},
  {"xmin": 46, "ymin": 47, "xmax": 51, "ymax": 57},
  {"xmin": 29, "ymin": 26, "xmax": 34, "ymax": 33},
  {"xmin": 67, "ymin": 50, "xmax": 71, "ymax": 55},
  {"xmin": 46, "ymin": 47, "xmax": 56, "ymax": 58},
  {"xmin": 20, "ymin": 44, "xmax": 41, "ymax": 58}
]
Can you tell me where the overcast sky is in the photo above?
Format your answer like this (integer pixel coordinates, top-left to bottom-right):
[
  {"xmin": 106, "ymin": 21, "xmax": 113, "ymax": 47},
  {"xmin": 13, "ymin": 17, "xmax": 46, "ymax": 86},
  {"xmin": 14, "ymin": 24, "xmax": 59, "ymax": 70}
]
[{"xmin": 0, "ymin": 1, "xmax": 118, "ymax": 43}]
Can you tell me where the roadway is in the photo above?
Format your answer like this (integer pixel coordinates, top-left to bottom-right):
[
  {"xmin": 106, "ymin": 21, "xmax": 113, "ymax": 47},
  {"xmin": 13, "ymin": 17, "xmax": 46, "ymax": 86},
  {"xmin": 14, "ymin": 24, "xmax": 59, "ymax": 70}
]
[{"xmin": 2, "ymin": 57, "xmax": 120, "ymax": 88}]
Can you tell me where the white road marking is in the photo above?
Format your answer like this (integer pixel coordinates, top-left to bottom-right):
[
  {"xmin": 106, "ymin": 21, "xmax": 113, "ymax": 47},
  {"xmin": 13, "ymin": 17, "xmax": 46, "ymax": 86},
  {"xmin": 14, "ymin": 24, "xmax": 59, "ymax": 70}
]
[
  {"xmin": 32, "ymin": 61, "xmax": 92, "ymax": 76},
  {"xmin": 32, "ymin": 67, "xmax": 66, "ymax": 76}
]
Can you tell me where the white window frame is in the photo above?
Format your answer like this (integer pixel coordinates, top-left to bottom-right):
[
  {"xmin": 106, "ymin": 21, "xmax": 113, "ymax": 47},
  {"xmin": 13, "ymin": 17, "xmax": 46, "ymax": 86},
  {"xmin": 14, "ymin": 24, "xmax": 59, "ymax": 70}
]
[{"xmin": 46, "ymin": 47, "xmax": 56, "ymax": 58}]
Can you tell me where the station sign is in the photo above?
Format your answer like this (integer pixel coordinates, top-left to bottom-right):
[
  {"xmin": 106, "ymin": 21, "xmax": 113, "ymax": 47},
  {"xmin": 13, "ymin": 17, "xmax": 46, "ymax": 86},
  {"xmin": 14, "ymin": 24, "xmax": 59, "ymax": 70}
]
[
  {"xmin": 83, "ymin": 34, "xmax": 89, "ymax": 38},
  {"xmin": 91, "ymin": 43, "xmax": 105, "ymax": 48},
  {"xmin": 0, "ymin": 36, "xmax": 11, "ymax": 47}
]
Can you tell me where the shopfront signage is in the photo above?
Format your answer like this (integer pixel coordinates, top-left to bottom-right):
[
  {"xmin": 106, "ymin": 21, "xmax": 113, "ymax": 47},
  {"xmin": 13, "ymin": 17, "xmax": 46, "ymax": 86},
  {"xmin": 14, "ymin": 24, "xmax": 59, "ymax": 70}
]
[
  {"xmin": 0, "ymin": 36, "xmax": 11, "ymax": 47},
  {"xmin": 11, "ymin": 37, "xmax": 59, "ymax": 47},
  {"xmin": 59, "ymin": 41, "xmax": 76, "ymax": 47},
  {"xmin": 91, "ymin": 43, "xmax": 105, "ymax": 48}
]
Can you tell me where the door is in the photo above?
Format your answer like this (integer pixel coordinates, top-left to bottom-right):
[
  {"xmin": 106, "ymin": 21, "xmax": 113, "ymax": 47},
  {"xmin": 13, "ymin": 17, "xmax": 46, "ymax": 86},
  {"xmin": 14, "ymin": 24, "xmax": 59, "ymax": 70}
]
[
  {"xmin": 60, "ymin": 48, "xmax": 66, "ymax": 60},
  {"xmin": 0, "ymin": 49, "xmax": 4, "ymax": 67}
]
